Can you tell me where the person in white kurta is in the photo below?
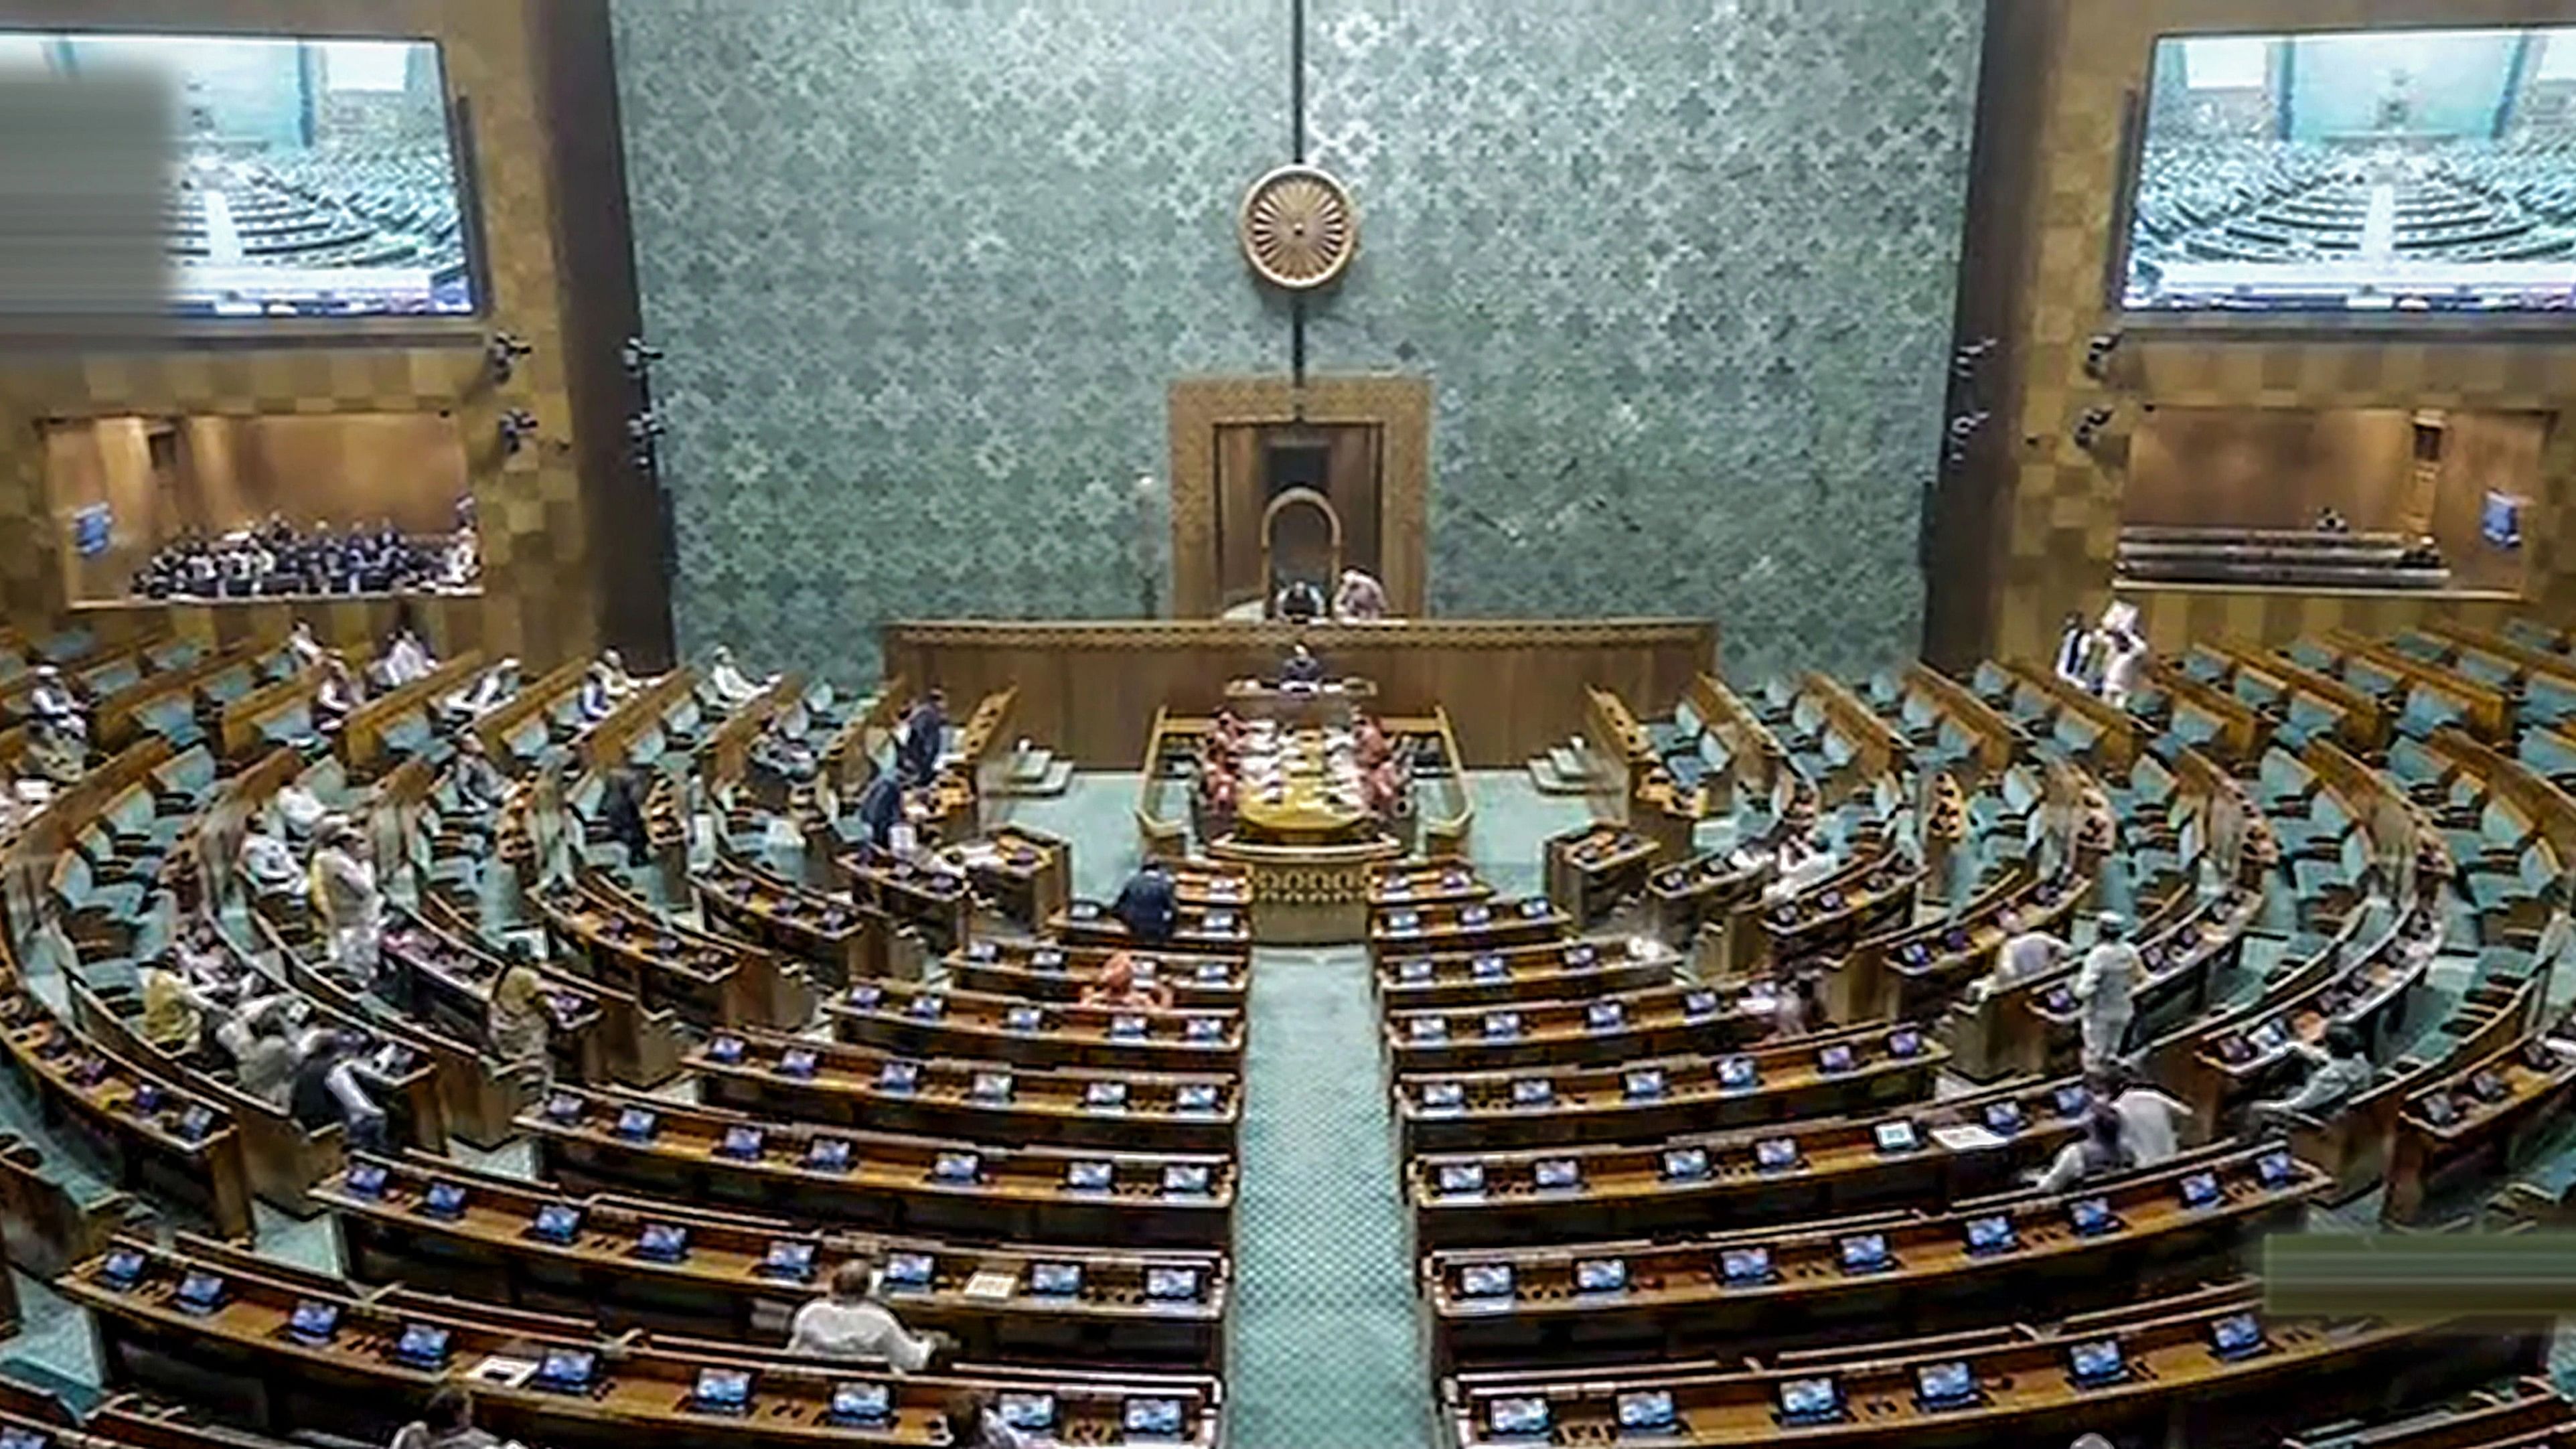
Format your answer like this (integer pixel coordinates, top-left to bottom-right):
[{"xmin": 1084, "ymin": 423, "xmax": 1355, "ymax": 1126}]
[{"xmin": 2072, "ymin": 914, "xmax": 2140, "ymax": 1071}]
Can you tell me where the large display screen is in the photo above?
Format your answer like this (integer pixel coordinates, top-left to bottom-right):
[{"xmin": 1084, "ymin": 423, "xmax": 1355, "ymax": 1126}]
[
  {"xmin": 0, "ymin": 31, "xmax": 479, "ymax": 318},
  {"xmin": 2122, "ymin": 27, "xmax": 2576, "ymax": 315}
]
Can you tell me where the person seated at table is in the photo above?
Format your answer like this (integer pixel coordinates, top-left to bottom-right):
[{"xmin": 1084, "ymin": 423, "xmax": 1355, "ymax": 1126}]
[
  {"xmin": 1363, "ymin": 756, "xmax": 1407, "ymax": 818},
  {"xmin": 487, "ymin": 942, "xmax": 552, "ymax": 1078},
  {"xmin": 449, "ymin": 733, "xmax": 508, "ymax": 817},
  {"xmin": 2249, "ymin": 1022, "xmax": 2370, "ymax": 1133},
  {"xmin": 25, "ymin": 666, "xmax": 87, "ymax": 748},
  {"xmin": 1279, "ymin": 642, "xmax": 1327, "ymax": 686},
  {"xmin": 169, "ymin": 916, "xmax": 236, "ymax": 995},
  {"xmin": 1354, "ymin": 714, "xmax": 1392, "ymax": 767},
  {"xmin": 240, "ymin": 826, "xmax": 307, "ymax": 901},
  {"xmin": 897, "ymin": 688, "xmax": 948, "ymax": 786},
  {"xmin": 286, "ymin": 619, "xmax": 327, "ymax": 673},
  {"xmin": 25, "ymin": 719, "xmax": 82, "ymax": 785},
  {"xmin": 2032, "ymin": 1102, "xmax": 2133, "ymax": 1193},
  {"xmin": 599, "ymin": 648, "xmax": 641, "ymax": 700},
  {"xmin": 786, "ymin": 1258, "xmax": 954, "ymax": 1369},
  {"xmin": 1972, "ymin": 909, "xmax": 2068, "ymax": 1000},
  {"xmin": 1334, "ymin": 566, "xmax": 1389, "ymax": 621},
  {"xmin": 752, "ymin": 718, "xmax": 820, "ymax": 782},
  {"xmin": 706, "ymin": 645, "xmax": 774, "ymax": 709},
  {"xmin": 1766, "ymin": 970, "xmax": 1827, "ymax": 1041},
  {"xmin": 574, "ymin": 660, "xmax": 621, "ymax": 726},
  {"xmin": 1276, "ymin": 577, "xmax": 1327, "ymax": 623},
  {"xmin": 1079, "ymin": 951, "xmax": 1175, "ymax": 1012},
  {"xmin": 445, "ymin": 658, "xmax": 517, "ymax": 720},
  {"xmin": 378, "ymin": 619, "xmax": 436, "ymax": 689},
  {"xmin": 219, "ymin": 1000, "xmax": 301, "ymax": 1108},
  {"xmin": 314, "ymin": 654, "xmax": 366, "ymax": 737},
  {"xmin": 1111, "ymin": 859, "xmax": 1179, "ymax": 943},
  {"xmin": 139, "ymin": 956, "xmax": 218, "ymax": 1059},
  {"xmin": 941, "ymin": 1390, "xmax": 1032, "ymax": 1449}
]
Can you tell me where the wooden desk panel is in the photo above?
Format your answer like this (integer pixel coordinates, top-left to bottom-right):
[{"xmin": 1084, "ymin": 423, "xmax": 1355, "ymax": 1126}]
[{"xmin": 881, "ymin": 618, "xmax": 1714, "ymax": 767}]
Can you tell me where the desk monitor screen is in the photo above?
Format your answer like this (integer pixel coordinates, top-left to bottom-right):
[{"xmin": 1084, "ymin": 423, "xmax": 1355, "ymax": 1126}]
[
  {"xmin": 1184, "ymin": 1016, "xmax": 1225, "ymax": 1043},
  {"xmin": 2068, "ymin": 1338, "xmax": 2125, "ymax": 1387},
  {"xmin": 1683, "ymin": 990, "xmax": 1720, "ymax": 1019},
  {"xmin": 760, "ymin": 1241, "xmax": 814, "ymax": 1281},
  {"xmin": 691, "ymin": 1368, "xmax": 751, "ymax": 1414},
  {"xmin": 1618, "ymin": 1391, "xmax": 1677, "ymax": 1432},
  {"xmin": 998, "ymin": 1393, "xmax": 1055, "ymax": 1432},
  {"xmin": 1586, "ymin": 1001, "xmax": 1624, "ymax": 1031},
  {"xmin": 1889, "ymin": 1027, "xmax": 1924, "ymax": 1058},
  {"xmin": 1397, "ymin": 958, "xmax": 1434, "ymax": 984},
  {"xmin": 1420, "ymin": 1081, "xmax": 1464, "ymax": 1112},
  {"xmin": 100, "ymin": 1248, "xmax": 147, "ymax": 1290},
  {"xmin": 1624, "ymin": 1068, "xmax": 1667, "ymax": 1101},
  {"xmin": 1124, "ymin": 1397, "xmax": 1185, "ymax": 1439},
  {"xmin": 706, "ymin": 1035, "xmax": 746, "ymax": 1065},
  {"xmin": 2256, "ymin": 1149, "xmax": 2295, "ymax": 1189},
  {"xmin": 1111, "ymin": 1014, "xmax": 1151, "ymax": 1041},
  {"xmin": 613, "ymin": 1107, "xmax": 657, "ymax": 1142},
  {"xmin": 1066, "ymin": 1160, "xmax": 1114, "ymax": 1192},
  {"xmin": 1533, "ymin": 1157, "xmax": 1582, "ymax": 1191},
  {"xmin": 1662, "ymin": 1146, "xmax": 1710, "ymax": 1181},
  {"xmin": 1146, "ymin": 1266, "xmax": 1202, "ymax": 1302},
  {"xmin": 541, "ymin": 1092, "xmax": 585, "ymax": 1124},
  {"xmin": 905, "ymin": 994, "xmax": 946, "ymax": 1021},
  {"xmin": 538, "ymin": 1349, "xmax": 598, "ymax": 1393},
  {"xmin": 1874, "ymin": 1120, "xmax": 1920, "ymax": 1154},
  {"xmin": 1436, "ymin": 1163, "xmax": 1487, "ymax": 1196},
  {"xmin": 1460, "ymin": 905, "xmax": 1494, "ymax": 927},
  {"xmin": 806, "ymin": 1138, "xmax": 852, "ymax": 1172},
  {"xmin": 0, "ymin": 1429, "xmax": 48, "ymax": 1449},
  {"xmin": 169, "ymin": 1276, "xmax": 218, "ymax": 1324},
  {"xmin": 2211, "ymin": 1311, "xmax": 2268, "ymax": 1359},
  {"xmin": 1720, "ymin": 1247, "xmax": 1775, "ymax": 1286},
  {"xmin": 1718, "ymin": 1056, "xmax": 1758, "ymax": 1089},
  {"xmin": 637, "ymin": 1223, "xmax": 688, "ymax": 1262},
  {"xmin": 529, "ymin": 1203, "xmax": 582, "ymax": 1244},
  {"xmin": 778, "ymin": 1049, "xmax": 819, "ymax": 1079},
  {"xmin": 2052, "ymin": 1083, "xmax": 2091, "ymax": 1118},
  {"xmin": 2470, "ymin": 1069, "xmax": 2512, "ymax": 1103},
  {"xmin": 877, "ymin": 1061, "xmax": 921, "ymax": 1092},
  {"xmin": 344, "ymin": 1162, "xmax": 388, "ymax": 1199},
  {"xmin": 1471, "ymin": 954, "xmax": 1508, "ymax": 981},
  {"xmin": 1162, "ymin": 1163, "xmax": 1213, "ymax": 1196},
  {"xmin": 2422, "ymin": 1093, "xmax": 2463, "ymax": 1126},
  {"xmin": 1406, "ymin": 1016, "xmax": 1447, "ymax": 1045},
  {"xmin": 1508, "ymin": 1079, "xmax": 1552, "ymax": 1109},
  {"xmin": 1029, "ymin": 1262, "xmax": 1082, "ymax": 1297},
  {"xmin": 1085, "ymin": 1081, "xmax": 1130, "ymax": 1111},
  {"xmin": 2068, "ymin": 1197, "xmax": 2119, "ymax": 1237},
  {"xmin": 1982, "ymin": 1101, "xmax": 2025, "ymax": 1136},
  {"xmin": 1459, "ymin": 1264, "xmax": 1513, "ymax": 1299},
  {"xmin": 1754, "ymin": 1137, "xmax": 1800, "ymax": 1172},
  {"xmin": 287, "ymin": 1300, "xmax": 339, "ymax": 1343},
  {"xmin": 1486, "ymin": 1396, "xmax": 1549, "ymax": 1438},
  {"xmin": 1915, "ymin": 1360, "xmax": 1976, "ymax": 1409},
  {"xmin": 932, "ymin": 1152, "xmax": 980, "ymax": 1183},
  {"xmin": 1838, "ymin": 1233, "xmax": 1893, "ymax": 1274},
  {"xmin": 829, "ymin": 1381, "xmax": 891, "ymax": 1424},
  {"xmin": 1192, "ymin": 960, "xmax": 1228, "ymax": 986},
  {"xmin": 1004, "ymin": 1006, "xmax": 1045, "ymax": 1033},
  {"xmin": 1574, "ymin": 1257, "xmax": 1628, "ymax": 1294},
  {"xmin": 2179, "ymin": 1171, "xmax": 2222, "ymax": 1208},
  {"xmin": 718, "ymin": 1126, "xmax": 764, "ymax": 1160},
  {"xmin": 882, "ymin": 1251, "xmax": 935, "ymax": 1290},
  {"xmin": 1483, "ymin": 1011, "xmax": 1523, "ymax": 1040},
  {"xmin": 968, "ymin": 1071, "xmax": 1014, "ymax": 1103},
  {"xmin": 1175, "ymin": 1083, "xmax": 1220, "ymax": 1113},
  {"xmin": 1965, "ymin": 1214, "xmax": 2017, "ymax": 1255},
  {"xmin": 845, "ymin": 984, "xmax": 885, "ymax": 1010},
  {"xmin": 1817, "ymin": 1043, "xmax": 1856, "ymax": 1074},
  {"xmin": 176, "ymin": 1105, "xmax": 217, "ymax": 1142},
  {"xmin": 1776, "ymin": 1376, "xmax": 1843, "ymax": 1425},
  {"xmin": 394, "ymin": 1322, "xmax": 450, "ymax": 1369},
  {"xmin": 421, "ymin": 1181, "xmax": 467, "ymax": 1219}
]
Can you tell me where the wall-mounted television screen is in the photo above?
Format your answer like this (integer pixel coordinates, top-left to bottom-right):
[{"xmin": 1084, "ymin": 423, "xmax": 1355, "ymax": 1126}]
[
  {"xmin": 0, "ymin": 31, "xmax": 479, "ymax": 317},
  {"xmin": 2122, "ymin": 27, "xmax": 2576, "ymax": 315}
]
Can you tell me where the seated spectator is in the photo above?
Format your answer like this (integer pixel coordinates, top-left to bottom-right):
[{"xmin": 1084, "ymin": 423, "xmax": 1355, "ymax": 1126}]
[
  {"xmin": 575, "ymin": 662, "xmax": 619, "ymax": 725},
  {"xmin": 706, "ymin": 645, "xmax": 772, "ymax": 708},
  {"xmin": 2251, "ymin": 1022, "xmax": 2370, "ymax": 1132},
  {"xmin": 445, "ymin": 658, "xmax": 517, "ymax": 720},
  {"xmin": 487, "ymin": 943, "xmax": 552, "ymax": 1076},
  {"xmin": 785, "ymin": 1258, "xmax": 953, "ymax": 1368},
  {"xmin": 25, "ymin": 666, "xmax": 87, "ymax": 747},
  {"xmin": 138, "ymin": 958, "xmax": 214, "ymax": 1057},
  {"xmin": 314, "ymin": 654, "xmax": 366, "ymax": 736},
  {"xmin": 1079, "ymin": 951, "xmax": 1175, "ymax": 1012},
  {"xmin": 1276, "ymin": 579, "xmax": 1326, "ymax": 623},
  {"xmin": 1278, "ymin": 642, "xmax": 1326, "ymax": 685},
  {"xmin": 289, "ymin": 1029, "xmax": 391, "ymax": 1151},
  {"xmin": 941, "ymin": 1390, "xmax": 1031, "ymax": 1449},
  {"xmin": 26, "ymin": 720, "xmax": 83, "ymax": 785},
  {"xmin": 378, "ymin": 621, "xmax": 437, "ymax": 688},
  {"xmin": 1334, "ymin": 566, "xmax": 1389, "ymax": 621},
  {"xmin": 599, "ymin": 649, "xmax": 639, "ymax": 700}
]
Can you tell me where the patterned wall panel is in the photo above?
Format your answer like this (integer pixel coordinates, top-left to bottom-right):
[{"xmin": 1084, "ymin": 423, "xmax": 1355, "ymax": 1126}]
[
  {"xmin": 610, "ymin": 0, "xmax": 1287, "ymax": 684},
  {"xmin": 1993, "ymin": 0, "xmax": 2576, "ymax": 669},
  {"xmin": 612, "ymin": 0, "xmax": 1983, "ymax": 686},
  {"xmin": 0, "ymin": 0, "xmax": 595, "ymax": 668},
  {"xmin": 1300, "ymin": 0, "xmax": 1984, "ymax": 682}
]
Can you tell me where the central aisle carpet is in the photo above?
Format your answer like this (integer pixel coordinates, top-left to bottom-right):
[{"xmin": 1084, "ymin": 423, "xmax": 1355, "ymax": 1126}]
[{"xmin": 1228, "ymin": 945, "xmax": 1435, "ymax": 1448}]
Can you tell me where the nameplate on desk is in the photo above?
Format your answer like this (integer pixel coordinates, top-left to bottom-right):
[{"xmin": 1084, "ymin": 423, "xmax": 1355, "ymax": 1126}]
[{"xmin": 1932, "ymin": 1124, "xmax": 2008, "ymax": 1152}]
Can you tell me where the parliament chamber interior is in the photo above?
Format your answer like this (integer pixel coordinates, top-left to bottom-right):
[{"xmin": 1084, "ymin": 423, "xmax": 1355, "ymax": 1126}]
[{"xmin": 19, "ymin": 3, "xmax": 2576, "ymax": 1448}]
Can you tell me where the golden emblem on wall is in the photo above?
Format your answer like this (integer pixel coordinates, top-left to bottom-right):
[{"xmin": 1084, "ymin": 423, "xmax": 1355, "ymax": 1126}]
[{"xmin": 1237, "ymin": 165, "xmax": 1357, "ymax": 291}]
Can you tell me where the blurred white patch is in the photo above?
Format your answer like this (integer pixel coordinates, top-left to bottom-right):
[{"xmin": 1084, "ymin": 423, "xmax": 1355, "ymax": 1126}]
[{"xmin": 0, "ymin": 66, "xmax": 170, "ymax": 319}]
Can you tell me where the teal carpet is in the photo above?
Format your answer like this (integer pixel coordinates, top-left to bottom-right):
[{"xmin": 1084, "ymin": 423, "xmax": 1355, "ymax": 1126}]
[{"xmin": 1227, "ymin": 945, "xmax": 1435, "ymax": 1449}]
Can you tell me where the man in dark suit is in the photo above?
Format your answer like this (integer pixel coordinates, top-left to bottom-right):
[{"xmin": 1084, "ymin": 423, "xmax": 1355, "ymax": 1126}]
[
  {"xmin": 1280, "ymin": 643, "xmax": 1326, "ymax": 686},
  {"xmin": 899, "ymin": 689, "xmax": 948, "ymax": 785},
  {"xmin": 1110, "ymin": 859, "xmax": 1179, "ymax": 943},
  {"xmin": 856, "ymin": 769, "xmax": 906, "ymax": 850}
]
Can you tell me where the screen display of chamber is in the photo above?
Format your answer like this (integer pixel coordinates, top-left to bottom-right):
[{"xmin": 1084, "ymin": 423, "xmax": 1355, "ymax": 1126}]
[
  {"xmin": 0, "ymin": 31, "xmax": 480, "ymax": 317},
  {"xmin": 2122, "ymin": 27, "xmax": 2576, "ymax": 313}
]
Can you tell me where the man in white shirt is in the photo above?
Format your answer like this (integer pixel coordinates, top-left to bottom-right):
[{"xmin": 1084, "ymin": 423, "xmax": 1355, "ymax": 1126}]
[
  {"xmin": 706, "ymin": 645, "xmax": 772, "ymax": 709},
  {"xmin": 312, "ymin": 822, "xmax": 384, "ymax": 987},
  {"xmin": 2095, "ymin": 1066, "xmax": 2191, "ymax": 1167},
  {"xmin": 1977, "ymin": 910, "xmax": 2066, "ymax": 998},
  {"xmin": 2252, "ymin": 1024, "xmax": 2372, "ymax": 1133},
  {"xmin": 2072, "ymin": 913, "xmax": 2140, "ymax": 1071},
  {"xmin": 785, "ymin": 1260, "xmax": 953, "ymax": 1369}
]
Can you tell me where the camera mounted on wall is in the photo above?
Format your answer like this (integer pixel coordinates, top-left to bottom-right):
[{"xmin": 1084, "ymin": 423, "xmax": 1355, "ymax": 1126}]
[
  {"xmin": 485, "ymin": 332, "xmax": 533, "ymax": 386},
  {"xmin": 498, "ymin": 408, "xmax": 540, "ymax": 457}
]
